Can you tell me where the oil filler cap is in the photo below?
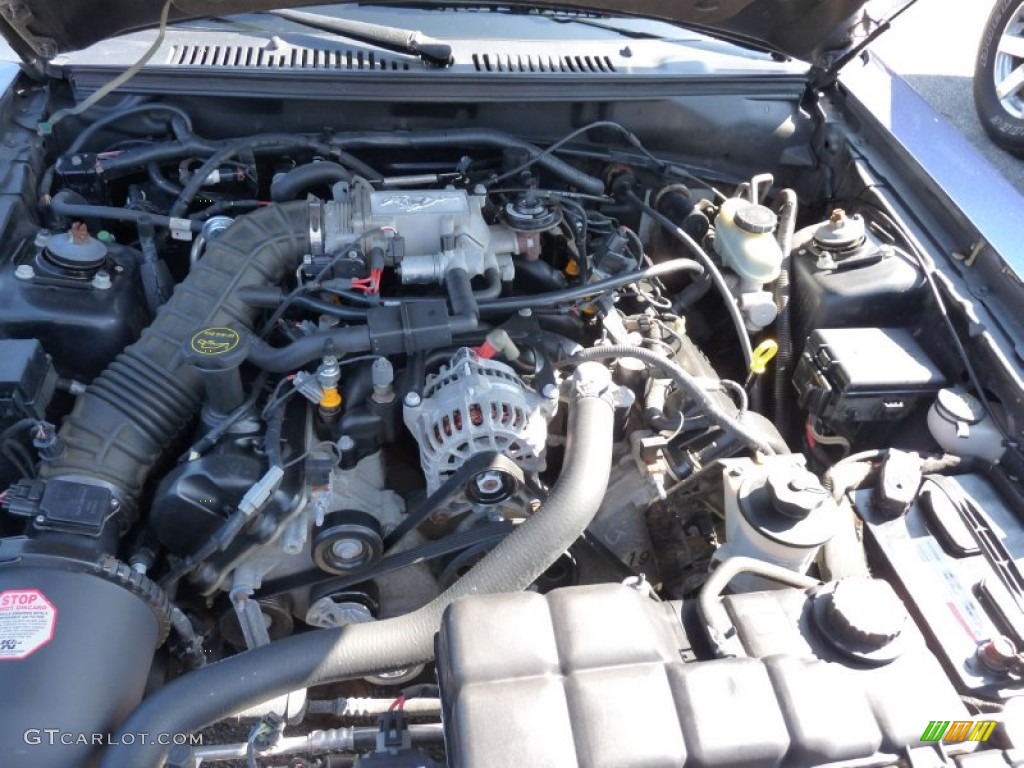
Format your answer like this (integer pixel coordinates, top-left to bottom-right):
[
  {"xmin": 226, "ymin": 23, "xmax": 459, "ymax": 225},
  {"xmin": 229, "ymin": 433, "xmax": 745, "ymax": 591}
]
[
  {"xmin": 184, "ymin": 327, "xmax": 250, "ymax": 370},
  {"xmin": 813, "ymin": 578, "xmax": 908, "ymax": 665}
]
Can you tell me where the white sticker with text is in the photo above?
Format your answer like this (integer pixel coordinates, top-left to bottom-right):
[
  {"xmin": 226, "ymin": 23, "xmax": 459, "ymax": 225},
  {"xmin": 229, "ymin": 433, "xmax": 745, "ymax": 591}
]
[{"xmin": 0, "ymin": 589, "xmax": 57, "ymax": 659}]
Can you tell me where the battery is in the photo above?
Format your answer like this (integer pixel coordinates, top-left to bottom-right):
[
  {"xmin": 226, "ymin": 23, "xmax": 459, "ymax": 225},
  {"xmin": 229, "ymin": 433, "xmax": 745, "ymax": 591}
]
[{"xmin": 793, "ymin": 327, "xmax": 945, "ymax": 426}]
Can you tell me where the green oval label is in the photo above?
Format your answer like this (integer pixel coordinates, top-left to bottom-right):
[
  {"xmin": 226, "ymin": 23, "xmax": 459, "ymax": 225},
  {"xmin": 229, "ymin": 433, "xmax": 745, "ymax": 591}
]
[{"xmin": 190, "ymin": 327, "xmax": 240, "ymax": 356}]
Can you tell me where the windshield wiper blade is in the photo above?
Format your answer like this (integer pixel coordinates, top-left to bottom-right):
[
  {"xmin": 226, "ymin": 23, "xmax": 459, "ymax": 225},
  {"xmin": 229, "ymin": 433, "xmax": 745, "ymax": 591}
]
[{"xmin": 268, "ymin": 8, "xmax": 453, "ymax": 67}]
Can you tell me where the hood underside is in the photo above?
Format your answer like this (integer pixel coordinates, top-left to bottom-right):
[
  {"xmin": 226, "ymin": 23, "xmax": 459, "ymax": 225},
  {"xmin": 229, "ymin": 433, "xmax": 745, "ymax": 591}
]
[{"xmin": 0, "ymin": 0, "xmax": 884, "ymax": 67}]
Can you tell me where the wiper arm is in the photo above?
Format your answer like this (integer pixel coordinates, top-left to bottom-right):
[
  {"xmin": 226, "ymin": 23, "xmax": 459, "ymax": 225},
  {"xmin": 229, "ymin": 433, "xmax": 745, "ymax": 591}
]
[{"xmin": 267, "ymin": 8, "xmax": 453, "ymax": 67}]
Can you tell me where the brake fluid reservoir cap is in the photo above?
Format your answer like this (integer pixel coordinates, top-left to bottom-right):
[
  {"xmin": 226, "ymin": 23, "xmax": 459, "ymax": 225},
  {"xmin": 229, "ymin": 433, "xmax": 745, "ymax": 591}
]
[
  {"xmin": 733, "ymin": 203, "xmax": 777, "ymax": 234},
  {"xmin": 815, "ymin": 578, "xmax": 908, "ymax": 664}
]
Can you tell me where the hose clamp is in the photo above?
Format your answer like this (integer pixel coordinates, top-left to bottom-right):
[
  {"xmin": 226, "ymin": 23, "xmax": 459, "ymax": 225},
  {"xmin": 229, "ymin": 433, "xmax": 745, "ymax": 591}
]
[
  {"xmin": 308, "ymin": 200, "xmax": 325, "ymax": 256},
  {"xmin": 571, "ymin": 361, "xmax": 618, "ymax": 409}
]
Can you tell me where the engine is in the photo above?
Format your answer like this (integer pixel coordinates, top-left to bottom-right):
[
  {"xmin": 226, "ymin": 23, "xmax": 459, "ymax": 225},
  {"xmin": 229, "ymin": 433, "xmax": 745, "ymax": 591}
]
[{"xmin": 0, "ymin": 96, "xmax": 1020, "ymax": 768}]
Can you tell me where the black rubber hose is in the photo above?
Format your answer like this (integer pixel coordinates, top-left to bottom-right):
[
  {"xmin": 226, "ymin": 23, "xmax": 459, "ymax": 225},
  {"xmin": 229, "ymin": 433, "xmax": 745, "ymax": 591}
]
[
  {"xmin": 39, "ymin": 203, "xmax": 311, "ymax": 502},
  {"xmin": 246, "ymin": 326, "xmax": 373, "ymax": 373},
  {"xmin": 332, "ymin": 129, "xmax": 606, "ymax": 196},
  {"xmin": 773, "ymin": 190, "xmax": 797, "ymax": 433},
  {"xmin": 100, "ymin": 364, "xmax": 617, "ymax": 768},
  {"xmin": 244, "ymin": 270, "xmax": 482, "ymax": 373},
  {"xmin": 170, "ymin": 135, "xmax": 340, "ymax": 218},
  {"xmin": 147, "ymin": 161, "xmax": 183, "ymax": 196},
  {"xmin": 623, "ymin": 189, "xmax": 754, "ymax": 370},
  {"xmin": 477, "ymin": 258, "xmax": 703, "ymax": 314},
  {"xmin": 48, "ymin": 190, "xmax": 204, "ymax": 233},
  {"xmin": 190, "ymin": 199, "xmax": 264, "ymax": 220},
  {"xmin": 238, "ymin": 285, "xmax": 369, "ymax": 321},
  {"xmin": 67, "ymin": 104, "xmax": 195, "ymax": 156},
  {"xmin": 445, "ymin": 267, "xmax": 480, "ymax": 334},
  {"xmin": 270, "ymin": 162, "xmax": 353, "ymax": 202},
  {"xmin": 98, "ymin": 140, "xmax": 223, "ymax": 173},
  {"xmin": 567, "ymin": 344, "xmax": 777, "ymax": 455},
  {"xmin": 474, "ymin": 268, "xmax": 503, "ymax": 300}
]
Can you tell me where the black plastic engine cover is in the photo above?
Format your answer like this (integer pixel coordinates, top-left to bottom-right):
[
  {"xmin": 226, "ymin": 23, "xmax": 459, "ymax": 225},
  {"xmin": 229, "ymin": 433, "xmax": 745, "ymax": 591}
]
[{"xmin": 437, "ymin": 582, "xmax": 967, "ymax": 768}]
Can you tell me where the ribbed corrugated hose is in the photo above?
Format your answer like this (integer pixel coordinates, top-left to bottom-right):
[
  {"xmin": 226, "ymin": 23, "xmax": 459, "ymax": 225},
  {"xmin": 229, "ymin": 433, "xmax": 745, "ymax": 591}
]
[
  {"xmin": 773, "ymin": 190, "xmax": 797, "ymax": 436},
  {"xmin": 100, "ymin": 362, "xmax": 617, "ymax": 768},
  {"xmin": 39, "ymin": 203, "xmax": 311, "ymax": 502}
]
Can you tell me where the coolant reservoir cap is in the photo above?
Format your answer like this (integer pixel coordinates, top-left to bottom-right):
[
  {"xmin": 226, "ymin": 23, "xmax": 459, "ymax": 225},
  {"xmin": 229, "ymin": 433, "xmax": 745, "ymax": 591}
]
[
  {"xmin": 814, "ymin": 578, "xmax": 908, "ymax": 665},
  {"xmin": 934, "ymin": 387, "xmax": 985, "ymax": 426},
  {"xmin": 733, "ymin": 203, "xmax": 777, "ymax": 234}
]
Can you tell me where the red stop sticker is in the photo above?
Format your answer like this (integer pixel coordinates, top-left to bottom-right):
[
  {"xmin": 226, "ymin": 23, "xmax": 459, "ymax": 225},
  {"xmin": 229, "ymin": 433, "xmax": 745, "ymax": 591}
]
[{"xmin": 0, "ymin": 589, "xmax": 57, "ymax": 659}]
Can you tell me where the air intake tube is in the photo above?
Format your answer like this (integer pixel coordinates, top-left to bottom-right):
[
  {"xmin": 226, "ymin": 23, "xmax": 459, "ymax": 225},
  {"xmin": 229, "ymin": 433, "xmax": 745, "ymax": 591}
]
[
  {"xmin": 39, "ymin": 202, "xmax": 311, "ymax": 502},
  {"xmin": 100, "ymin": 362, "xmax": 617, "ymax": 768},
  {"xmin": 0, "ymin": 203, "xmax": 312, "ymax": 767}
]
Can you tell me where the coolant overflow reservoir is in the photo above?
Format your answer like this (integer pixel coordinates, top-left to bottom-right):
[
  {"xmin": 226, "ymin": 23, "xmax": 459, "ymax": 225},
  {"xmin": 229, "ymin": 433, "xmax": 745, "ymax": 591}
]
[
  {"xmin": 927, "ymin": 387, "xmax": 1005, "ymax": 463},
  {"xmin": 714, "ymin": 197, "xmax": 783, "ymax": 284}
]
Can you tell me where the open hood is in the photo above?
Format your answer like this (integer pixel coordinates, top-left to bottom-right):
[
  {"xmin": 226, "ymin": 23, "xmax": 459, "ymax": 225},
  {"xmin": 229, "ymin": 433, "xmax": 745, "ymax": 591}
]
[{"xmin": 0, "ymin": 0, "xmax": 913, "ymax": 68}]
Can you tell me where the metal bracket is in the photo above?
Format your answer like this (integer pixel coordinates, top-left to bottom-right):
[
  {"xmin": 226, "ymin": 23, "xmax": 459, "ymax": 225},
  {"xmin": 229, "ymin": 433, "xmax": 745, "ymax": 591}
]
[{"xmin": 0, "ymin": 1, "xmax": 56, "ymax": 59}]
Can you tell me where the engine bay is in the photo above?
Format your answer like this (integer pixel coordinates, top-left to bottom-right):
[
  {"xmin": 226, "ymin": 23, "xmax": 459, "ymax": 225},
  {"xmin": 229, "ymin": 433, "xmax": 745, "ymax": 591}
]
[{"xmin": 0, "ymin": 86, "xmax": 1022, "ymax": 768}]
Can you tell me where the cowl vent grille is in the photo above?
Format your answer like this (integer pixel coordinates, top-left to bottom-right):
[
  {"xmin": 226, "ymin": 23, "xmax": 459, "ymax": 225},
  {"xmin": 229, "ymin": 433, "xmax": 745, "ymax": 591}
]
[
  {"xmin": 168, "ymin": 44, "xmax": 411, "ymax": 71},
  {"xmin": 472, "ymin": 53, "xmax": 615, "ymax": 73}
]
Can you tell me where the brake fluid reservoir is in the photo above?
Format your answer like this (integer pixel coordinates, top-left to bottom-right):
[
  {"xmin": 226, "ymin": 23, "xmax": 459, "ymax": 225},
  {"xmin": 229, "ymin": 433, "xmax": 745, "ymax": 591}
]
[
  {"xmin": 713, "ymin": 197, "xmax": 783, "ymax": 284},
  {"xmin": 713, "ymin": 457, "xmax": 837, "ymax": 592}
]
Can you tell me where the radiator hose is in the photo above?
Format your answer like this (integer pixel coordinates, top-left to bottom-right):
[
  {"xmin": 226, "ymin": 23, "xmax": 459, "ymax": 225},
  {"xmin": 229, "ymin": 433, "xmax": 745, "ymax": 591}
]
[
  {"xmin": 100, "ymin": 362, "xmax": 617, "ymax": 768},
  {"xmin": 39, "ymin": 202, "xmax": 311, "ymax": 504}
]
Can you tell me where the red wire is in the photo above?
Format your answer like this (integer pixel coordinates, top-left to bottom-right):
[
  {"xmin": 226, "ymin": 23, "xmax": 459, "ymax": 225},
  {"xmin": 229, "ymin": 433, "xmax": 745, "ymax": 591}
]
[
  {"xmin": 352, "ymin": 268, "xmax": 383, "ymax": 295},
  {"xmin": 388, "ymin": 695, "xmax": 406, "ymax": 712}
]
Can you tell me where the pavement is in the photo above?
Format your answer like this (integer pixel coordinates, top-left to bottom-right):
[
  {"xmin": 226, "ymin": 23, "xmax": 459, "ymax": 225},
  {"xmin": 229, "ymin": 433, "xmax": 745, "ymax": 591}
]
[{"xmin": 869, "ymin": 0, "xmax": 1024, "ymax": 194}]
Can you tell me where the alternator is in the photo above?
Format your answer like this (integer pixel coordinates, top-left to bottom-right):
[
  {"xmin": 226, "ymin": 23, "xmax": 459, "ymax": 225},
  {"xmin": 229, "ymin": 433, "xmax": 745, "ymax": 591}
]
[{"xmin": 404, "ymin": 348, "xmax": 555, "ymax": 495}]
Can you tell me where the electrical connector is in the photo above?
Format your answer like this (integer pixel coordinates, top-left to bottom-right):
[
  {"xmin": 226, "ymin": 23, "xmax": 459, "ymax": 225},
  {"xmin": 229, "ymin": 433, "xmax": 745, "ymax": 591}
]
[{"xmin": 238, "ymin": 466, "xmax": 285, "ymax": 519}]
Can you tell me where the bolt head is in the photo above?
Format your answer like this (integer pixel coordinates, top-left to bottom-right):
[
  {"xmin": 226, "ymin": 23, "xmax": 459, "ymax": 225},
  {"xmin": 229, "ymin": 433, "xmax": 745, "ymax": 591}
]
[
  {"xmin": 475, "ymin": 471, "xmax": 503, "ymax": 495},
  {"xmin": 404, "ymin": 391, "xmax": 422, "ymax": 408},
  {"xmin": 331, "ymin": 538, "xmax": 366, "ymax": 563}
]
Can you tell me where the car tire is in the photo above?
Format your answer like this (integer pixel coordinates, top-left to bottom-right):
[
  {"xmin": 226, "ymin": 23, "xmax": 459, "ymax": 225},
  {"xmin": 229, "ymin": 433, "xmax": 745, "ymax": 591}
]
[{"xmin": 975, "ymin": 0, "xmax": 1024, "ymax": 155}]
